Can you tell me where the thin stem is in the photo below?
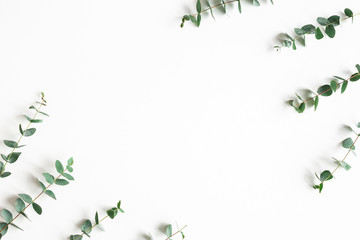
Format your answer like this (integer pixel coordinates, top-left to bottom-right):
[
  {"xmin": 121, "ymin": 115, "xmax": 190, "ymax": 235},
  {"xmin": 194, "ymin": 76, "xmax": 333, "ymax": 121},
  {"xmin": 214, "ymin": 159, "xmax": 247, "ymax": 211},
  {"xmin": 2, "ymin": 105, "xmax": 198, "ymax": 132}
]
[
  {"xmin": 73, "ymin": 215, "xmax": 110, "ymax": 240},
  {"xmin": 295, "ymin": 72, "xmax": 360, "ymax": 108},
  {"xmin": 0, "ymin": 169, "xmax": 66, "ymax": 234},
  {"xmin": 165, "ymin": 225, "xmax": 188, "ymax": 240},
  {"xmin": 1, "ymin": 99, "xmax": 45, "ymax": 174},
  {"xmin": 279, "ymin": 12, "xmax": 360, "ymax": 49},
  {"xmin": 321, "ymin": 134, "xmax": 360, "ymax": 184}
]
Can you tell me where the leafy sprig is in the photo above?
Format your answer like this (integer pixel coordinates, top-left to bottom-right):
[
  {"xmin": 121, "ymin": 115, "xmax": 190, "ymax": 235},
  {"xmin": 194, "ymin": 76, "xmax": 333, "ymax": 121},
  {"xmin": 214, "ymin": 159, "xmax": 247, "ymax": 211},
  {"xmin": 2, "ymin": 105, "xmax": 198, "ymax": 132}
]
[
  {"xmin": 313, "ymin": 124, "xmax": 359, "ymax": 193},
  {"xmin": 290, "ymin": 64, "xmax": 360, "ymax": 113},
  {"xmin": 0, "ymin": 158, "xmax": 74, "ymax": 238},
  {"xmin": 0, "ymin": 92, "xmax": 49, "ymax": 178},
  {"xmin": 69, "ymin": 201, "xmax": 124, "ymax": 240},
  {"xmin": 275, "ymin": 8, "xmax": 358, "ymax": 51},
  {"xmin": 148, "ymin": 224, "xmax": 187, "ymax": 240},
  {"xmin": 181, "ymin": 0, "xmax": 273, "ymax": 28}
]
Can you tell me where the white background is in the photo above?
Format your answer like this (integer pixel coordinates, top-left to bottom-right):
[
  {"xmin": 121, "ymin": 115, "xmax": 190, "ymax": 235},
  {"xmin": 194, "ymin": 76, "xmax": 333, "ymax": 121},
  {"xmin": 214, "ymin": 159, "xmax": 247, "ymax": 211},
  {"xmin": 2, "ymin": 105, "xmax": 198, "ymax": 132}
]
[{"xmin": 1, "ymin": 0, "xmax": 360, "ymax": 239}]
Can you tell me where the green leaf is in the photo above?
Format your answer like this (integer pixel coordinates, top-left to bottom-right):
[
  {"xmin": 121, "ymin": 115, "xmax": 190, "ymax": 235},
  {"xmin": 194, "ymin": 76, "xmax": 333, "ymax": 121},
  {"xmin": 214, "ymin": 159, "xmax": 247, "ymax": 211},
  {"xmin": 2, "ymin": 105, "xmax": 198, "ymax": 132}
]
[
  {"xmin": 3, "ymin": 140, "xmax": 24, "ymax": 149},
  {"xmin": 38, "ymin": 111, "xmax": 49, "ymax": 117},
  {"xmin": 117, "ymin": 200, "xmax": 122, "ymax": 210},
  {"xmin": 24, "ymin": 115, "xmax": 43, "ymax": 123},
  {"xmin": 23, "ymin": 128, "xmax": 36, "ymax": 137},
  {"xmin": 0, "ymin": 172, "xmax": 11, "ymax": 178},
  {"xmin": 350, "ymin": 73, "xmax": 360, "ymax": 82},
  {"xmin": 189, "ymin": 15, "xmax": 196, "ymax": 25},
  {"xmin": 37, "ymin": 179, "xmax": 46, "ymax": 190},
  {"xmin": 296, "ymin": 102, "xmax": 305, "ymax": 113},
  {"xmin": 9, "ymin": 223, "xmax": 23, "ymax": 231},
  {"xmin": 341, "ymin": 80, "xmax": 348, "ymax": 94},
  {"xmin": 54, "ymin": 179, "xmax": 69, "ymax": 186},
  {"xmin": 81, "ymin": 219, "xmax": 92, "ymax": 235},
  {"xmin": 7, "ymin": 152, "xmax": 21, "ymax": 163},
  {"xmin": 42, "ymin": 173, "xmax": 54, "ymax": 184},
  {"xmin": 295, "ymin": 93, "xmax": 303, "ymax": 101},
  {"xmin": 44, "ymin": 190, "xmax": 56, "ymax": 200},
  {"xmin": 14, "ymin": 198, "xmax": 25, "ymax": 213},
  {"xmin": 221, "ymin": 0, "xmax": 226, "ymax": 13},
  {"xmin": 333, "ymin": 76, "xmax": 346, "ymax": 81},
  {"xmin": 196, "ymin": 0, "xmax": 201, "ymax": 13},
  {"xmin": 325, "ymin": 25, "xmax": 336, "ymax": 38},
  {"xmin": 196, "ymin": 14, "xmax": 201, "ymax": 27},
  {"xmin": 317, "ymin": 85, "xmax": 332, "ymax": 96},
  {"xmin": 328, "ymin": 15, "xmax": 340, "ymax": 26},
  {"xmin": 18, "ymin": 194, "xmax": 33, "ymax": 204},
  {"xmin": 314, "ymin": 96, "xmax": 319, "ymax": 111},
  {"xmin": 181, "ymin": 231, "xmax": 185, "ymax": 239},
  {"xmin": 292, "ymin": 40, "xmax": 296, "ymax": 50},
  {"xmin": 301, "ymin": 24, "xmax": 315, "ymax": 34},
  {"xmin": 32, "ymin": 202, "xmax": 42, "ymax": 215},
  {"xmin": 342, "ymin": 137, "xmax": 355, "ymax": 150},
  {"xmin": 166, "ymin": 224, "xmax": 172, "ymax": 237},
  {"xmin": 330, "ymin": 80, "xmax": 337, "ymax": 92},
  {"xmin": 333, "ymin": 158, "xmax": 351, "ymax": 171},
  {"xmin": 357, "ymin": 122, "xmax": 360, "ymax": 128},
  {"xmin": 282, "ymin": 40, "xmax": 292, "ymax": 48},
  {"xmin": 237, "ymin": 0, "xmax": 241, "ymax": 14},
  {"xmin": 0, "ymin": 222, "xmax": 8, "ymax": 236},
  {"xmin": 67, "ymin": 157, "xmax": 74, "ymax": 166},
  {"xmin": 1, "ymin": 210, "xmax": 13, "ymax": 223},
  {"xmin": 55, "ymin": 160, "xmax": 64, "ymax": 173},
  {"xmin": 356, "ymin": 64, "xmax": 360, "ymax": 73},
  {"xmin": 344, "ymin": 8, "xmax": 353, "ymax": 18},
  {"xmin": 315, "ymin": 27, "xmax": 324, "ymax": 40},
  {"xmin": 67, "ymin": 166, "xmax": 74, "ymax": 173},
  {"xmin": 205, "ymin": 0, "xmax": 215, "ymax": 19},
  {"xmin": 95, "ymin": 212, "xmax": 99, "ymax": 225},
  {"xmin": 70, "ymin": 235, "xmax": 83, "ymax": 240},
  {"xmin": 62, "ymin": 173, "xmax": 74, "ymax": 181},
  {"xmin": 107, "ymin": 208, "xmax": 118, "ymax": 219},
  {"xmin": 0, "ymin": 162, "xmax": 3, "ymax": 172},
  {"xmin": 19, "ymin": 124, "xmax": 24, "ymax": 135},
  {"xmin": 344, "ymin": 8, "xmax": 353, "ymax": 17},
  {"xmin": 1, "ymin": 154, "xmax": 7, "ymax": 161},
  {"xmin": 317, "ymin": 17, "xmax": 330, "ymax": 26},
  {"xmin": 252, "ymin": 0, "xmax": 260, "ymax": 7},
  {"xmin": 320, "ymin": 170, "xmax": 333, "ymax": 181},
  {"xmin": 294, "ymin": 28, "xmax": 305, "ymax": 35}
]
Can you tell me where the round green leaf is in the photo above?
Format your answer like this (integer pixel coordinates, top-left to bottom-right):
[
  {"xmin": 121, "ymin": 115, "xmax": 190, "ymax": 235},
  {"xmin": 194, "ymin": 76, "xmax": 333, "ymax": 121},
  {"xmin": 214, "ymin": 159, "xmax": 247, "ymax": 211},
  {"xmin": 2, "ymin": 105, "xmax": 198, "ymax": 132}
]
[
  {"xmin": 345, "ymin": 8, "xmax": 353, "ymax": 17},
  {"xmin": 341, "ymin": 80, "xmax": 348, "ymax": 94},
  {"xmin": 54, "ymin": 178, "xmax": 69, "ymax": 186},
  {"xmin": 328, "ymin": 15, "xmax": 340, "ymax": 26},
  {"xmin": 317, "ymin": 85, "xmax": 332, "ymax": 96},
  {"xmin": 301, "ymin": 24, "xmax": 316, "ymax": 34},
  {"xmin": 44, "ymin": 190, "xmax": 56, "ymax": 200},
  {"xmin": 0, "ymin": 210, "xmax": 13, "ymax": 223},
  {"xmin": 23, "ymin": 128, "xmax": 36, "ymax": 137},
  {"xmin": 81, "ymin": 219, "xmax": 92, "ymax": 235},
  {"xmin": 315, "ymin": 27, "xmax": 324, "ymax": 40},
  {"xmin": 18, "ymin": 194, "xmax": 33, "ymax": 204},
  {"xmin": 342, "ymin": 137, "xmax": 355, "ymax": 150},
  {"xmin": 330, "ymin": 80, "xmax": 337, "ymax": 92},
  {"xmin": 317, "ymin": 17, "xmax": 330, "ymax": 26},
  {"xmin": 320, "ymin": 170, "xmax": 333, "ymax": 181},
  {"xmin": 166, "ymin": 224, "xmax": 172, "ymax": 237},
  {"xmin": 42, "ymin": 173, "xmax": 54, "ymax": 184},
  {"xmin": 0, "ymin": 222, "xmax": 8, "ymax": 236},
  {"xmin": 62, "ymin": 173, "xmax": 74, "ymax": 181}
]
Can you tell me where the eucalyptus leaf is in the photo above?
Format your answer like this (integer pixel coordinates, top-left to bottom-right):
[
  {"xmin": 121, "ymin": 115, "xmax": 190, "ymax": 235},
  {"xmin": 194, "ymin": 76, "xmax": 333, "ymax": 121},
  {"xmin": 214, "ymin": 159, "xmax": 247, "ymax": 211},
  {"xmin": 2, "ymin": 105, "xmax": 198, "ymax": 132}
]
[
  {"xmin": 317, "ymin": 85, "xmax": 332, "ymax": 96},
  {"xmin": 18, "ymin": 194, "xmax": 32, "ymax": 204},
  {"xmin": 341, "ymin": 80, "xmax": 348, "ymax": 94},
  {"xmin": 14, "ymin": 198, "xmax": 25, "ymax": 213},
  {"xmin": 55, "ymin": 160, "xmax": 64, "ymax": 173},
  {"xmin": 320, "ymin": 170, "xmax": 333, "ymax": 181},
  {"xmin": 0, "ymin": 210, "xmax": 12, "ymax": 223},
  {"xmin": 32, "ymin": 202, "xmax": 42, "ymax": 215}
]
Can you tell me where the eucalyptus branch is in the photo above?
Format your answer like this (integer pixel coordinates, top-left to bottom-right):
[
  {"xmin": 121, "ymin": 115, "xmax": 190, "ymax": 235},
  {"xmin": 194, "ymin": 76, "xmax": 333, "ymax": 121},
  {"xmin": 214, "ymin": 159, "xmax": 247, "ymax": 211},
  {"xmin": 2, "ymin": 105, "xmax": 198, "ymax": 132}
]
[
  {"xmin": 290, "ymin": 64, "xmax": 360, "ymax": 113},
  {"xmin": 0, "ymin": 158, "xmax": 75, "ymax": 238},
  {"xmin": 148, "ymin": 223, "xmax": 187, "ymax": 240},
  {"xmin": 313, "ymin": 125, "xmax": 360, "ymax": 193},
  {"xmin": 181, "ymin": 0, "xmax": 273, "ymax": 28},
  {"xmin": 275, "ymin": 8, "xmax": 358, "ymax": 51},
  {"xmin": 0, "ymin": 92, "xmax": 49, "ymax": 178},
  {"xmin": 69, "ymin": 201, "xmax": 124, "ymax": 240}
]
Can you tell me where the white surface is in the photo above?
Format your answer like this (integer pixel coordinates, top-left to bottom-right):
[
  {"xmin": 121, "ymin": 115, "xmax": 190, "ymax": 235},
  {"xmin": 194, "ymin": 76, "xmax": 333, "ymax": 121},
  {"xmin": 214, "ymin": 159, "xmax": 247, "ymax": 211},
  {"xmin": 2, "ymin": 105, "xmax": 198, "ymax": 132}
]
[{"xmin": 1, "ymin": 0, "xmax": 360, "ymax": 239}]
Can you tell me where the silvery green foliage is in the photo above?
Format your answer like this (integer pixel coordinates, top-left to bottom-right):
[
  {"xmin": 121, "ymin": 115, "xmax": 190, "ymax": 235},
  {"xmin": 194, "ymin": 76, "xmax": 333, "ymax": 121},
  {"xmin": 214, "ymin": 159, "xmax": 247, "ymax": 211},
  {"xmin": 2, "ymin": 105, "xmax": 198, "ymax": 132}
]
[
  {"xmin": 181, "ymin": 0, "xmax": 273, "ymax": 28},
  {"xmin": 148, "ymin": 224, "xmax": 187, "ymax": 240},
  {"xmin": 0, "ymin": 92, "xmax": 49, "ymax": 179},
  {"xmin": 275, "ymin": 8, "xmax": 356, "ymax": 51},
  {"xmin": 313, "ymin": 125, "xmax": 359, "ymax": 193},
  {"xmin": 290, "ymin": 64, "xmax": 360, "ymax": 113},
  {"xmin": 69, "ymin": 201, "xmax": 124, "ymax": 240},
  {"xmin": 0, "ymin": 158, "xmax": 74, "ymax": 238}
]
